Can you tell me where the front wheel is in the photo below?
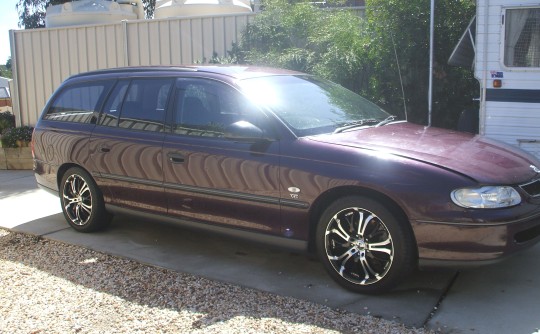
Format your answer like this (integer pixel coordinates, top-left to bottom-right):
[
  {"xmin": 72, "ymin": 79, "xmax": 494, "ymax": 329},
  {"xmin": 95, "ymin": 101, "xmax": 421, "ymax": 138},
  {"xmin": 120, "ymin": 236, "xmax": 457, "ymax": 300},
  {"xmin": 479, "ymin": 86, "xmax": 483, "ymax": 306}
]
[
  {"xmin": 60, "ymin": 167, "xmax": 112, "ymax": 232},
  {"xmin": 316, "ymin": 196, "xmax": 416, "ymax": 294}
]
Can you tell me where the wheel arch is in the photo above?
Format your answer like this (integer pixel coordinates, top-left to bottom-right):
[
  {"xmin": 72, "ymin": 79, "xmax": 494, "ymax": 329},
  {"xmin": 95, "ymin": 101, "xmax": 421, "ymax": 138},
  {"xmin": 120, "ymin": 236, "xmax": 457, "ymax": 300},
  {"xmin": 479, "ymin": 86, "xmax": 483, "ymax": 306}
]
[
  {"xmin": 307, "ymin": 186, "xmax": 418, "ymax": 256},
  {"xmin": 56, "ymin": 163, "xmax": 92, "ymax": 190}
]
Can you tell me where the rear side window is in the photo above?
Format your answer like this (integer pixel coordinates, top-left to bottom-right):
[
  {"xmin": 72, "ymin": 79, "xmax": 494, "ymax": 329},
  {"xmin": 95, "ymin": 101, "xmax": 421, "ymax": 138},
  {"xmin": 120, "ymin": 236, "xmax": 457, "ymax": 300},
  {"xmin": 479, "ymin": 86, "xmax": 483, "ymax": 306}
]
[
  {"xmin": 100, "ymin": 81, "xmax": 129, "ymax": 127},
  {"xmin": 100, "ymin": 78, "xmax": 173, "ymax": 132},
  {"xmin": 44, "ymin": 81, "xmax": 113, "ymax": 123}
]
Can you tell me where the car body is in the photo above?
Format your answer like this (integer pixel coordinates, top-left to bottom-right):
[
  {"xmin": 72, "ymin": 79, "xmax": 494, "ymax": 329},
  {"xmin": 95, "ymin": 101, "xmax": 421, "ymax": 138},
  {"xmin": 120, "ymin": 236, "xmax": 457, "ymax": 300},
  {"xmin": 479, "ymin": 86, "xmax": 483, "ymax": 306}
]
[{"xmin": 32, "ymin": 66, "xmax": 540, "ymax": 293}]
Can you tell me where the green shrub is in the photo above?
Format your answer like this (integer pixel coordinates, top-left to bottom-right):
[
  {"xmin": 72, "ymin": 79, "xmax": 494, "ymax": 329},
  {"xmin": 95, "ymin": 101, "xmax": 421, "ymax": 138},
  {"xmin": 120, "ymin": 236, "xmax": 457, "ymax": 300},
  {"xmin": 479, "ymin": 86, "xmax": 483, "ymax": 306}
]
[
  {"xmin": 238, "ymin": 0, "xmax": 369, "ymax": 92},
  {"xmin": 1, "ymin": 126, "xmax": 34, "ymax": 148},
  {"xmin": 231, "ymin": 0, "xmax": 477, "ymax": 129},
  {"xmin": 0, "ymin": 111, "xmax": 15, "ymax": 133}
]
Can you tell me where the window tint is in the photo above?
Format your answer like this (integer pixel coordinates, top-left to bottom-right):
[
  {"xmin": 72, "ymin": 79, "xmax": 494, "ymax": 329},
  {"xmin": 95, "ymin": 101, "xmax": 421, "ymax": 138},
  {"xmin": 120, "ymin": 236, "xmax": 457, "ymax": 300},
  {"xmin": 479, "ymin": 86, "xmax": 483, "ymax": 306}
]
[
  {"xmin": 44, "ymin": 81, "xmax": 112, "ymax": 123},
  {"xmin": 173, "ymin": 80, "xmax": 257, "ymax": 137},
  {"xmin": 504, "ymin": 8, "xmax": 540, "ymax": 67},
  {"xmin": 100, "ymin": 80, "xmax": 129, "ymax": 127},
  {"xmin": 100, "ymin": 78, "xmax": 173, "ymax": 132}
]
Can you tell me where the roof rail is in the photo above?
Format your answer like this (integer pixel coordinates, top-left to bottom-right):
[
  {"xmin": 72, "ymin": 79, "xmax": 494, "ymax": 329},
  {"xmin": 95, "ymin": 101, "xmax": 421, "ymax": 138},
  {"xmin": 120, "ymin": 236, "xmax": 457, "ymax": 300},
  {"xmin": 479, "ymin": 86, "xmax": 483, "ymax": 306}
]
[{"xmin": 69, "ymin": 66, "xmax": 198, "ymax": 79}]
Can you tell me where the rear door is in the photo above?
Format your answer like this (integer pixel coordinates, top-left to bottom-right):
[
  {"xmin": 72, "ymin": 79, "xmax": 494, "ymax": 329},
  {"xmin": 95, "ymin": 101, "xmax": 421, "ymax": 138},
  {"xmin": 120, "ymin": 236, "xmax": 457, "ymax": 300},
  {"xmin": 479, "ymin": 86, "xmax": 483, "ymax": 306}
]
[
  {"xmin": 163, "ymin": 78, "xmax": 282, "ymax": 234},
  {"xmin": 89, "ymin": 77, "xmax": 174, "ymax": 214},
  {"xmin": 33, "ymin": 80, "xmax": 113, "ymax": 190}
]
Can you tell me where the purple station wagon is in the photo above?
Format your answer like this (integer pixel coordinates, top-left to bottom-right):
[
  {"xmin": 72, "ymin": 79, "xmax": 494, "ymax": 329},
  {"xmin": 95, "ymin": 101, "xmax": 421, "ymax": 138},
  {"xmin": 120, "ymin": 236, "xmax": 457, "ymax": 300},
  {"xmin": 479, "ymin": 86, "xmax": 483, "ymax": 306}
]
[{"xmin": 32, "ymin": 66, "xmax": 540, "ymax": 293}]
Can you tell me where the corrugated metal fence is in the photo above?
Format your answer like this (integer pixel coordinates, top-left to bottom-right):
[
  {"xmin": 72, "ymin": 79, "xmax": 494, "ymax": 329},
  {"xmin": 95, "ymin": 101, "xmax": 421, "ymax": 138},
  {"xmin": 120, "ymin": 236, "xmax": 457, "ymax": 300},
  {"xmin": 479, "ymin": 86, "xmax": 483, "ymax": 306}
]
[{"xmin": 9, "ymin": 13, "xmax": 254, "ymax": 126}]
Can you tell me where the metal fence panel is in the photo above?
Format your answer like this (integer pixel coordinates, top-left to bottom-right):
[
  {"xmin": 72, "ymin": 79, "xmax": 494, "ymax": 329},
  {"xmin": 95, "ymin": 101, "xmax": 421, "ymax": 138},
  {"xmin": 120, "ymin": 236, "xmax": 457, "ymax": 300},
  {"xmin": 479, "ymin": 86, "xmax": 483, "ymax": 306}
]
[{"xmin": 10, "ymin": 13, "xmax": 254, "ymax": 126}]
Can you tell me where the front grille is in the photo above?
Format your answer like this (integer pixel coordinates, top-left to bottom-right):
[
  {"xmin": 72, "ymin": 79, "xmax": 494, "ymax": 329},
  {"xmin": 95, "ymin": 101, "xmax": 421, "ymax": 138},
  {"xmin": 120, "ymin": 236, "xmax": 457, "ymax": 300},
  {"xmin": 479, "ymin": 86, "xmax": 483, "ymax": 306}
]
[{"xmin": 520, "ymin": 179, "xmax": 540, "ymax": 197}]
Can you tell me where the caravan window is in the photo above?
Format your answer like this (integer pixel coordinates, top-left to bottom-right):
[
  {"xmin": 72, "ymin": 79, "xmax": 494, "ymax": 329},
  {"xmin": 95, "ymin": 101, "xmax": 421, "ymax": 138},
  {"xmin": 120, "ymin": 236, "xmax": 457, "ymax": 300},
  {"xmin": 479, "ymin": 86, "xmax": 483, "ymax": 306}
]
[{"xmin": 504, "ymin": 8, "xmax": 540, "ymax": 68}]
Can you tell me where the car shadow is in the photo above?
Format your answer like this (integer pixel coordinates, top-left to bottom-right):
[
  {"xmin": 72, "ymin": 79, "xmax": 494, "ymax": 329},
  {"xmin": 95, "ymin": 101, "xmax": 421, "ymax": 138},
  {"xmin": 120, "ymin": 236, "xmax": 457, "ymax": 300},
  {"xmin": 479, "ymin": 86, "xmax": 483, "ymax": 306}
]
[{"xmin": 6, "ymin": 212, "xmax": 457, "ymax": 328}]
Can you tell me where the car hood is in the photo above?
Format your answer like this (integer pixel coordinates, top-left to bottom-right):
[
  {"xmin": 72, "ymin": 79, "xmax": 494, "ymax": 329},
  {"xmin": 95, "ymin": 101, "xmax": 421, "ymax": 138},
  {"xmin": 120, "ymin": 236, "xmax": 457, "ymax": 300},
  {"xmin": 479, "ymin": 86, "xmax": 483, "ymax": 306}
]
[{"xmin": 309, "ymin": 122, "xmax": 539, "ymax": 184}]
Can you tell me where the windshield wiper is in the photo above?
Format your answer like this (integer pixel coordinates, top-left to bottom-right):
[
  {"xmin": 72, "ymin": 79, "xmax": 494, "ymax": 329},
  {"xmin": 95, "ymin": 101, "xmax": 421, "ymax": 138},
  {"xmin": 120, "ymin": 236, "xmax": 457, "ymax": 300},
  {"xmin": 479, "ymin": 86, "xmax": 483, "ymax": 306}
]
[
  {"xmin": 375, "ymin": 115, "xmax": 398, "ymax": 127},
  {"xmin": 333, "ymin": 119, "xmax": 380, "ymax": 134}
]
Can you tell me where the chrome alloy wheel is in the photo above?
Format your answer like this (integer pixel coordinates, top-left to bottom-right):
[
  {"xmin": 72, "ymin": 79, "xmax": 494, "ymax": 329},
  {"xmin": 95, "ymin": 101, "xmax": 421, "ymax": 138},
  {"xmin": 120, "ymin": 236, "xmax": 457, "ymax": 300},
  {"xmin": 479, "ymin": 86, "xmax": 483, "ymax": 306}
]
[
  {"xmin": 324, "ymin": 207, "xmax": 394, "ymax": 286},
  {"xmin": 62, "ymin": 174, "xmax": 93, "ymax": 226}
]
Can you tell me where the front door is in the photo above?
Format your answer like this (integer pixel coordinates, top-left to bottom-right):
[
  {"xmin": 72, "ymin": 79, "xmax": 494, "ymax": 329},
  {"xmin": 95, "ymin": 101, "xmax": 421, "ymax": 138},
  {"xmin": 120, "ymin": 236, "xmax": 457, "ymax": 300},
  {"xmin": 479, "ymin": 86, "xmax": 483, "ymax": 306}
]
[{"xmin": 163, "ymin": 78, "xmax": 282, "ymax": 234}]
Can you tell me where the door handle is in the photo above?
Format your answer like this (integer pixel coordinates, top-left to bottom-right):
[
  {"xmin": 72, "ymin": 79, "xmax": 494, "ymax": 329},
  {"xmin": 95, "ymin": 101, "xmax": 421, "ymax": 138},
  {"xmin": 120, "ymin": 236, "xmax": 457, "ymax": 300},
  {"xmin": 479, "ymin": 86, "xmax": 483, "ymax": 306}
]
[
  {"xmin": 167, "ymin": 152, "xmax": 185, "ymax": 164},
  {"xmin": 99, "ymin": 145, "xmax": 111, "ymax": 153}
]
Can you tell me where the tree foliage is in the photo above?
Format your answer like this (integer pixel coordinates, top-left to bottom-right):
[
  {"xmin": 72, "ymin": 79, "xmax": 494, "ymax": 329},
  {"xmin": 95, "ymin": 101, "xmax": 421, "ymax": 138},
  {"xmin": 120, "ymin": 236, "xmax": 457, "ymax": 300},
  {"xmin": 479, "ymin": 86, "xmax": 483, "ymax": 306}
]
[
  {"xmin": 16, "ymin": 0, "xmax": 50, "ymax": 28},
  {"xmin": 0, "ymin": 58, "xmax": 12, "ymax": 78},
  {"xmin": 240, "ymin": 0, "xmax": 369, "ymax": 92},
  {"xmin": 364, "ymin": 0, "xmax": 477, "ymax": 126},
  {"xmin": 142, "ymin": 0, "xmax": 156, "ymax": 19},
  {"xmin": 236, "ymin": 0, "xmax": 477, "ymax": 128},
  {"xmin": 0, "ymin": 67, "xmax": 11, "ymax": 79},
  {"xmin": 14, "ymin": 0, "xmax": 477, "ymax": 128}
]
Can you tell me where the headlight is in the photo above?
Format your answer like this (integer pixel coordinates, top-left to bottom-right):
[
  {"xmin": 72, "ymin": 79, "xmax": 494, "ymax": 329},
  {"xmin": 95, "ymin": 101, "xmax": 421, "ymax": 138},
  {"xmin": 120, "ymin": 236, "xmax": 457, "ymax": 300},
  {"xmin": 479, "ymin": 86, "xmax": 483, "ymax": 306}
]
[{"xmin": 451, "ymin": 186, "xmax": 521, "ymax": 209}]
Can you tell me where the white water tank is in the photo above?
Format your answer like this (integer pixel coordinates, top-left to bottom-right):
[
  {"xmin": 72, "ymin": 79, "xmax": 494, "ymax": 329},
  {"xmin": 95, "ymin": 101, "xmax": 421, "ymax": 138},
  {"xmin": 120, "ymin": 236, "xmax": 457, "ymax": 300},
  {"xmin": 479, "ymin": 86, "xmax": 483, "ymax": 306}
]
[
  {"xmin": 154, "ymin": 0, "xmax": 252, "ymax": 19},
  {"xmin": 46, "ymin": 0, "xmax": 145, "ymax": 28}
]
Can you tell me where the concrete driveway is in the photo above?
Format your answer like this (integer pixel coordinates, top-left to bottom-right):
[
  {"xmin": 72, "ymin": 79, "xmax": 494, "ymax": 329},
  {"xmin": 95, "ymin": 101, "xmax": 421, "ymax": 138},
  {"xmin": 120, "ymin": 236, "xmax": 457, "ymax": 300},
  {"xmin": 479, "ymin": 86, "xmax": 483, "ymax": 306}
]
[{"xmin": 1, "ymin": 170, "xmax": 539, "ymax": 333}]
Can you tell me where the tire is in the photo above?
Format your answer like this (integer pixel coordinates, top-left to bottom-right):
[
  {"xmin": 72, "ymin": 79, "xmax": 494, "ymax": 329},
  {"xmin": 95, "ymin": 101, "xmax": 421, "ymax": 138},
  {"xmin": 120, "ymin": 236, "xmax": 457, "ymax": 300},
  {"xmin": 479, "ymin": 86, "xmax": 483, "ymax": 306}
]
[
  {"xmin": 316, "ymin": 195, "xmax": 416, "ymax": 294},
  {"xmin": 60, "ymin": 167, "xmax": 112, "ymax": 232}
]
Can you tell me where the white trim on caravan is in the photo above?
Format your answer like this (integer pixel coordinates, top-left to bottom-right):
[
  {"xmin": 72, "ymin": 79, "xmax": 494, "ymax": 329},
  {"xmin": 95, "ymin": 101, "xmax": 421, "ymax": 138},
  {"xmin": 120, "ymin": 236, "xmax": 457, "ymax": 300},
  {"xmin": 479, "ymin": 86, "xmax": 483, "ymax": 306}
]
[{"xmin": 450, "ymin": 0, "xmax": 540, "ymax": 159}]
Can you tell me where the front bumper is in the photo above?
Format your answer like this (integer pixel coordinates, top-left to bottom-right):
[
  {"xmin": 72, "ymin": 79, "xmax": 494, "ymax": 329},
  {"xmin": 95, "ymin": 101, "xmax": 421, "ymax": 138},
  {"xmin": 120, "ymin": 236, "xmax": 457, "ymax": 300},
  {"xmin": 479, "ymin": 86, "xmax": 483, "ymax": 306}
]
[{"xmin": 412, "ymin": 212, "xmax": 540, "ymax": 267}]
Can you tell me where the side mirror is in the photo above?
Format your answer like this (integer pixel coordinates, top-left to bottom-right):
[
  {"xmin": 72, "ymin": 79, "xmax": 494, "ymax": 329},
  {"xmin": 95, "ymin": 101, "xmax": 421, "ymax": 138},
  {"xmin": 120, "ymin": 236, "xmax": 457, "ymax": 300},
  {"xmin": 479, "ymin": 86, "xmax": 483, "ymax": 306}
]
[{"xmin": 224, "ymin": 121, "xmax": 268, "ymax": 142}]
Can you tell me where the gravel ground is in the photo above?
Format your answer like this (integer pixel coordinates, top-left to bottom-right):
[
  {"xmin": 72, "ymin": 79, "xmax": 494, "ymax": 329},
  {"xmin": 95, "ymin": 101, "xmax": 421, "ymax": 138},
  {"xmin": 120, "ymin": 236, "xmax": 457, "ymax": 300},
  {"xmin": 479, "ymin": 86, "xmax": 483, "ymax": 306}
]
[{"xmin": 0, "ymin": 228, "xmax": 431, "ymax": 334}]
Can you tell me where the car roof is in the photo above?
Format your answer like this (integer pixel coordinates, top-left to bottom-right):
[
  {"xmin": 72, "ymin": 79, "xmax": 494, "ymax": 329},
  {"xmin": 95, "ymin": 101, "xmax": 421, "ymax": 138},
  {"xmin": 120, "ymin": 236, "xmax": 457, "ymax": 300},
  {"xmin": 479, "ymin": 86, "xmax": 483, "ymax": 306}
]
[{"xmin": 69, "ymin": 65, "xmax": 304, "ymax": 81}]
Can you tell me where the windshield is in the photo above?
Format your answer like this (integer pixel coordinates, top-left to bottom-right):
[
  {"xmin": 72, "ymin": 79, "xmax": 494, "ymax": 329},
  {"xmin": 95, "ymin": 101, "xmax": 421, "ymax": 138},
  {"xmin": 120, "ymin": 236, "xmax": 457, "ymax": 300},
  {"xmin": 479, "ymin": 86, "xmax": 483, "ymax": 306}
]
[{"xmin": 237, "ymin": 75, "xmax": 392, "ymax": 136}]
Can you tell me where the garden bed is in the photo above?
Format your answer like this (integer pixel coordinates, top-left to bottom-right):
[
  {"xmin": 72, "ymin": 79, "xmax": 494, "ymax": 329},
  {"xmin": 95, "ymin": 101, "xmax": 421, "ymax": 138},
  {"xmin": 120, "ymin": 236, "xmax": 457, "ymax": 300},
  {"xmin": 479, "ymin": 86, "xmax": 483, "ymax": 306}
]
[
  {"xmin": 0, "ymin": 113, "xmax": 33, "ymax": 170},
  {"xmin": 0, "ymin": 146, "xmax": 33, "ymax": 170}
]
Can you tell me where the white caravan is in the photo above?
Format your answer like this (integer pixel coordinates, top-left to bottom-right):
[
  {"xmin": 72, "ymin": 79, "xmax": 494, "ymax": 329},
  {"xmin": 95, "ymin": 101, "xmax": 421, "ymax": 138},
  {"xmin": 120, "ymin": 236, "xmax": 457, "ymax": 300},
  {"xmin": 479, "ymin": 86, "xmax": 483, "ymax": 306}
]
[{"xmin": 450, "ymin": 0, "xmax": 540, "ymax": 159}]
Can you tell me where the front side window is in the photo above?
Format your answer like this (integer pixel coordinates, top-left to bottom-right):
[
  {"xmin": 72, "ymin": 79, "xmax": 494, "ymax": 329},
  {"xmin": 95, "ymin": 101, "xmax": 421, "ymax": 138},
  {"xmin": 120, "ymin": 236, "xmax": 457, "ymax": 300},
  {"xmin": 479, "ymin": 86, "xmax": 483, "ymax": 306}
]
[
  {"xmin": 45, "ymin": 81, "xmax": 112, "ymax": 123},
  {"xmin": 173, "ymin": 79, "xmax": 258, "ymax": 138},
  {"xmin": 504, "ymin": 8, "xmax": 540, "ymax": 68}
]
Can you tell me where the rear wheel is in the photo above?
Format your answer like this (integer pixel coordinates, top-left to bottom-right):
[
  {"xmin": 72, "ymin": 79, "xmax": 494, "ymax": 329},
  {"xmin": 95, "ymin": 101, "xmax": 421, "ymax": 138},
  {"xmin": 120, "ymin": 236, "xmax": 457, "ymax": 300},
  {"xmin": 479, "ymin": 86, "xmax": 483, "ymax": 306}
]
[
  {"xmin": 316, "ymin": 195, "xmax": 416, "ymax": 294},
  {"xmin": 60, "ymin": 167, "xmax": 112, "ymax": 232}
]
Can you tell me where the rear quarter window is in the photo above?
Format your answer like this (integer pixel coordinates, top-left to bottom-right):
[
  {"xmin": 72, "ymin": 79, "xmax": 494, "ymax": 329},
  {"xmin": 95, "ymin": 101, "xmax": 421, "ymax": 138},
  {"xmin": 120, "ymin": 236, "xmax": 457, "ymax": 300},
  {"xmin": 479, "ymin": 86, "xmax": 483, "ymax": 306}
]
[{"xmin": 44, "ymin": 80, "xmax": 113, "ymax": 123}]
